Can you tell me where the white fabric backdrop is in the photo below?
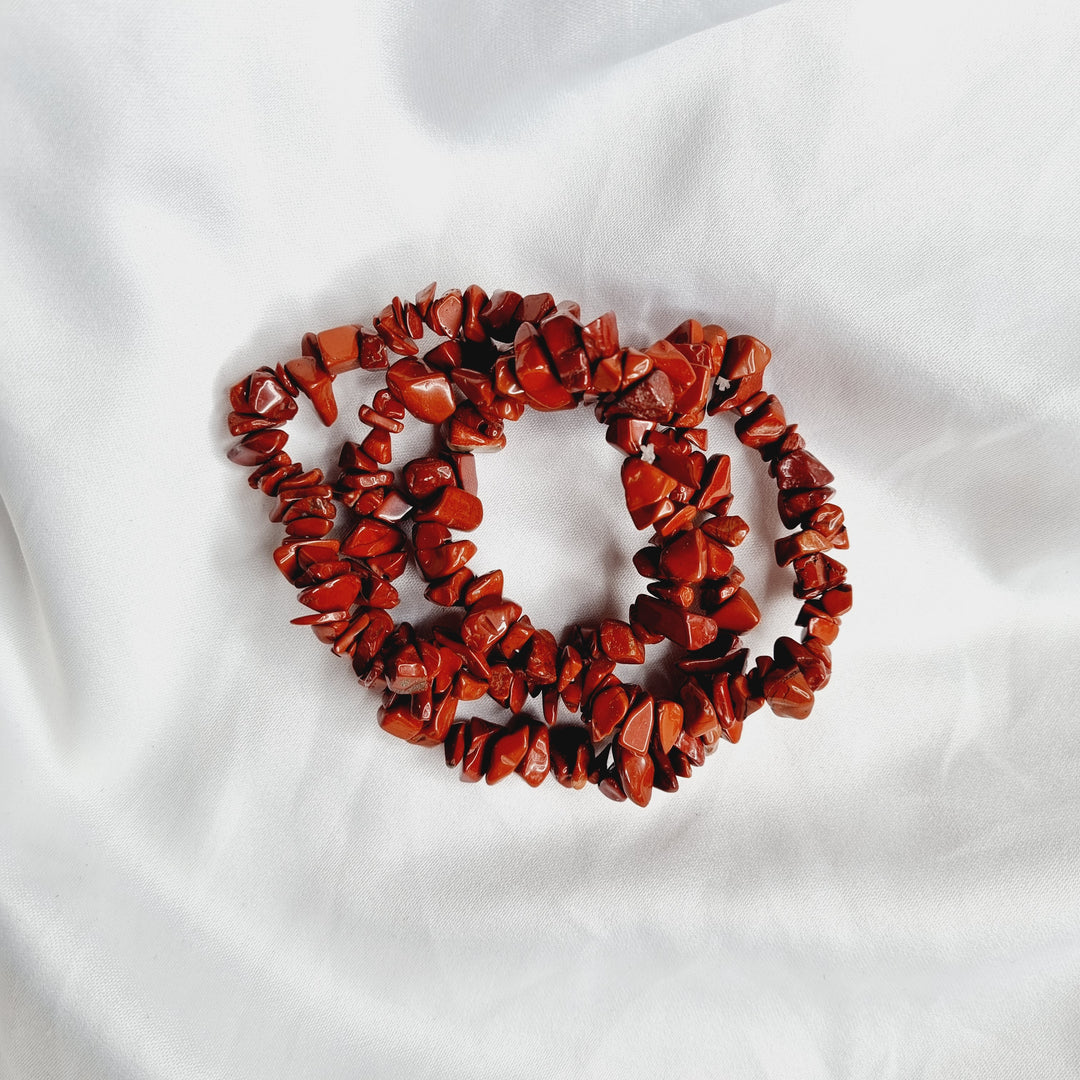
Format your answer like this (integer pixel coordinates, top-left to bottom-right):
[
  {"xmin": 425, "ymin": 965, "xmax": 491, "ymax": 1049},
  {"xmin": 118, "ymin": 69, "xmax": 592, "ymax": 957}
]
[{"xmin": 2, "ymin": 0, "xmax": 1079, "ymax": 1076}]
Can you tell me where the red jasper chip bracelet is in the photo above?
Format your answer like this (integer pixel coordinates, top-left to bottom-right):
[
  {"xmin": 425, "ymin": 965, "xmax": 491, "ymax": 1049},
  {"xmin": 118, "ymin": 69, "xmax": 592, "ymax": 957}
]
[{"xmin": 226, "ymin": 285, "xmax": 850, "ymax": 806}]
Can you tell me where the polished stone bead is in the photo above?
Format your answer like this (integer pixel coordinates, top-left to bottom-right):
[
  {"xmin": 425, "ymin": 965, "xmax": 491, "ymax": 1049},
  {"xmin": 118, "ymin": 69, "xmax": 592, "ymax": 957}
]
[
  {"xmin": 487, "ymin": 664, "xmax": 514, "ymax": 707},
  {"xmin": 556, "ymin": 645, "xmax": 584, "ymax": 694},
  {"xmin": 619, "ymin": 348, "xmax": 654, "ymax": 387},
  {"xmin": 650, "ymin": 742, "xmax": 679, "ymax": 792},
  {"xmin": 680, "ymin": 678, "xmax": 719, "ymax": 738},
  {"xmin": 539, "ymin": 311, "xmax": 582, "ymax": 362},
  {"xmin": 695, "ymin": 454, "xmax": 732, "ymax": 511},
  {"xmin": 290, "ymin": 608, "xmax": 348, "ymax": 626},
  {"xmin": 404, "ymin": 303, "xmax": 425, "ymax": 341},
  {"xmin": 551, "ymin": 726, "xmax": 591, "ymax": 789},
  {"xmin": 358, "ymin": 404, "xmax": 404, "ymax": 434},
  {"xmin": 338, "ymin": 463, "xmax": 394, "ymax": 493},
  {"xmin": 608, "ymin": 369, "xmax": 675, "ymax": 422},
  {"xmin": 664, "ymin": 356, "xmax": 708, "ymax": 418},
  {"xmin": 284, "ymin": 356, "xmax": 338, "ymax": 426},
  {"xmin": 774, "ymin": 449, "xmax": 835, "ymax": 491},
  {"xmin": 598, "ymin": 770, "xmax": 627, "ymax": 803},
  {"xmin": 281, "ymin": 496, "xmax": 335, "ymax": 524},
  {"xmin": 580, "ymin": 310, "xmax": 619, "ymax": 361},
  {"xmin": 375, "ymin": 304, "xmax": 418, "ymax": 356},
  {"xmin": 479, "ymin": 290, "xmax": 523, "ymax": 341},
  {"xmin": 454, "ymin": 669, "xmax": 488, "ymax": 700},
  {"xmin": 385, "ymin": 646, "xmax": 429, "ymax": 695},
  {"xmin": 728, "ymin": 673, "xmax": 763, "ymax": 723},
  {"xmin": 444, "ymin": 721, "xmax": 467, "ymax": 767},
  {"xmin": 709, "ymin": 588, "xmax": 761, "ymax": 633},
  {"xmin": 360, "ymin": 427, "xmax": 392, "ymax": 465},
  {"xmin": 778, "ymin": 486, "xmax": 836, "ymax": 528},
  {"xmin": 403, "ymin": 457, "xmax": 458, "ymax": 501},
  {"xmin": 227, "ymin": 411, "xmax": 280, "ymax": 436},
  {"xmin": 295, "ymin": 573, "xmax": 360, "ymax": 612},
  {"xmin": 618, "ymin": 694, "xmax": 654, "ymax": 754},
  {"xmin": 386, "ymin": 359, "xmax": 456, "ymax": 424},
  {"xmin": 656, "ymin": 699, "xmax": 684, "ymax": 753},
  {"xmin": 543, "ymin": 684, "xmax": 559, "ymax": 725},
  {"xmin": 433, "ymin": 647, "xmax": 463, "ymax": 694},
  {"xmin": 721, "ymin": 335, "xmax": 771, "ymax": 381},
  {"xmin": 354, "ymin": 327, "xmax": 387, "ymax": 370},
  {"xmin": 647, "ymin": 580, "xmax": 696, "ymax": 608},
  {"xmin": 552, "ymin": 346, "xmax": 591, "ymax": 393},
  {"xmin": 447, "ymin": 404, "xmax": 506, "ymax": 453},
  {"xmin": 463, "ymin": 570, "xmax": 503, "ymax": 606},
  {"xmin": 486, "ymin": 723, "xmax": 530, "ymax": 784},
  {"xmin": 606, "ymin": 419, "xmax": 654, "ymax": 456},
  {"xmin": 666, "ymin": 318, "xmax": 703, "ymax": 345},
  {"xmin": 734, "ymin": 394, "xmax": 786, "ymax": 448},
  {"xmin": 701, "ymin": 515, "xmax": 750, "ymax": 547},
  {"xmin": 599, "ymin": 619, "xmax": 645, "ymax": 664},
  {"xmin": 763, "ymin": 665, "xmax": 815, "ymax": 719},
  {"xmin": 415, "ymin": 281, "xmax": 437, "ymax": 318},
  {"xmin": 378, "ymin": 699, "xmax": 426, "ymax": 741},
  {"xmin": 450, "ymin": 367, "xmax": 497, "ymax": 410},
  {"xmin": 498, "ymin": 616, "xmax": 535, "ymax": 659},
  {"xmin": 659, "ymin": 529, "xmax": 708, "ymax": 583},
  {"xmin": 428, "ymin": 289, "xmax": 463, "ymax": 339},
  {"xmin": 230, "ymin": 368, "xmax": 299, "ymax": 423},
  {"xmin": 419, "ymin": 690, "xmax": 458, "ymax": 745},
  {"xmin": 516, "ymin": 720, "xmax": 550, "ymax": 787},
  {"xmin": 632, "ymin": 546, "xmax": 662, "ymax": 579},
  {"xmin": 373, "ymin": 490, "xmax": 413, "ymax": 523},
  {"xmin": 761, "ymin": 425, "xmax": 806, "ymax": 463},
  {"xmin": 460, "ymin": 284, "xmax": 488, "ymax": 342},
  {"xmin": 422, "ymin": 340, "xmax": 463, "ymax": 374},
  {"xmin": 775, "ymin": 636, "xmax": 830, "ymax": 691},
  {"xmin": 645, "ymin": 340, "xmax": 696, "ymax": 397},
  {"xmin": 461, "ymin": 598, "xmax": 523, "ymax": 654},
  {"xmin": 525, "ymin": 629, "xmax": 558, "ymax": 690},
  {"xmin": 629, "ymin": 497, "xmax": 676, "ymax": 531},
  {"xmin": 801, "ymin": 613, "xmax": 840, "ymax": 645},
  {"xmin": 675, "ymin": 729, "xmax": 706, "ymax": 767},
  {"xmin": 793, "ymin": 553, "xmax": 847, "ymax": 599},
  {"xmin": 669, "ymin": 748, "xmax": 694, "ymax": 779},
  {"xmin": 413, "ymin": 523, "xmax": 453, "ymax": 550},
  {"xmin": 461, "ymin": 717, "xmax": 501, "ymax": 782},
  {"xmin": 513, "ymin": 323, "xmax": 575, "ymax": 410},
  {"xmin": 341, "ymin": 519, "xmax": 403, "ymax": 558},
  {"xmin": 615, "ymin": 744, "xmax": 653, "ymax": 807},
  {"xmin": 704, "ymin": 537, "xmax": 735, "ymax": 580},
  {"xmin": 590, "ymin": 683, "xmax": 629, "ymax": 742},
  {"xmin": 710, "ymin": 672, "xmax": 739, "ymax": 736},
  {"xmin": 621, "ymin": 458, "xmax": 678, "ymax": 512},
  {"xmin": 807, "ymin": 503, "xmax": 845, "ymax": 539},
  {"xmin": 508, "ymin": 669, "xmax": 527, "ymax": 714},
  {"xmin": 228, "ymin": 428, "xmax": 288, "ymax": 466},
  {"xmin": 516, "ymin": 292, "xmax": 555, "ymax": 324},
  {"xmin": 414, "ymin": 486, "xmax": 483, "ymax": 531},
  {"xmin": 415, "ymin": 540, "xmax": 477, "ymax": 580},
  {"xmin": 803, "ymin": 583, "xmax": 853, "ymax": 618},
  {"xmin": 283, "ymin": 516, "xmax": 333, "ymax": 538},
  {"xmin": 591, "ymin": 354, "xmax": 622, "ymax": 394},
  {"xmin": 775, "ymin": 529, "xmax": 830, "ymax": 566},
  {"xmin": 316, "ymin": 324, "xmax": 362, "ymax": 375},
  {"xmin": 630, "ymin": 595, "xmax": 719, "ymax": 651},
  {"xmin": 422, "ymin": 570, "xmax": 471, "ymax": 609}
]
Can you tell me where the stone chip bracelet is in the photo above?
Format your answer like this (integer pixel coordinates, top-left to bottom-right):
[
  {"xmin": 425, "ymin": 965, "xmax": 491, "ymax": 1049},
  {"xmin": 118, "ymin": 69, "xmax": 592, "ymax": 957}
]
[{"xmin": 226, "ymin": 284, "xmax": 850, "ymax": 806}]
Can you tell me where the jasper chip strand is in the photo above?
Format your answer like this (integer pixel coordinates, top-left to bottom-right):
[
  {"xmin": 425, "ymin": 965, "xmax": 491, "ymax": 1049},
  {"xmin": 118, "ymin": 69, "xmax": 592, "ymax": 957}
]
[{"xmin": 226, "ymin": 285, "xmax": 850, "ymax": 806}]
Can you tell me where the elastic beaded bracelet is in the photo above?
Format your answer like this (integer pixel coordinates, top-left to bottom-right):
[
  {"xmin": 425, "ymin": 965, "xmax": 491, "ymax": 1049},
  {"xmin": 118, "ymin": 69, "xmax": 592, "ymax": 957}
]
[{"xmin": 226, "ymin": 284, "xmax": 849, "ymax": 805}]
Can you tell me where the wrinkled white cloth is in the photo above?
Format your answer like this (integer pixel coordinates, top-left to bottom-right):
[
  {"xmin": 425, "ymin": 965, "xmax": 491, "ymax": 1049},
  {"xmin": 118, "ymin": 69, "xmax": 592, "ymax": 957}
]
[{"xmin": 2, "ymin": 0, "xmax": 1079, "ymax": 1077}]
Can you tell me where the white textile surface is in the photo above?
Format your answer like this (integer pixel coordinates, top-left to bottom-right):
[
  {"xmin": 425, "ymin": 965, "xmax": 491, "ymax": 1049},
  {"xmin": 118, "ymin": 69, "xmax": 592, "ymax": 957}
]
[{"xmin": 2, "ymin": 0, "xmax": 1079, "ymax": 1076}]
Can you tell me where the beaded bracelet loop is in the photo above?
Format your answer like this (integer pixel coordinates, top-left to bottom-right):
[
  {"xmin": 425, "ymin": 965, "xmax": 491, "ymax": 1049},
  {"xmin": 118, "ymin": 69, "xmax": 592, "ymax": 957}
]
[{"xmin": 226, "ymin": 284, "xmax": 850, "ymax": 805}]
